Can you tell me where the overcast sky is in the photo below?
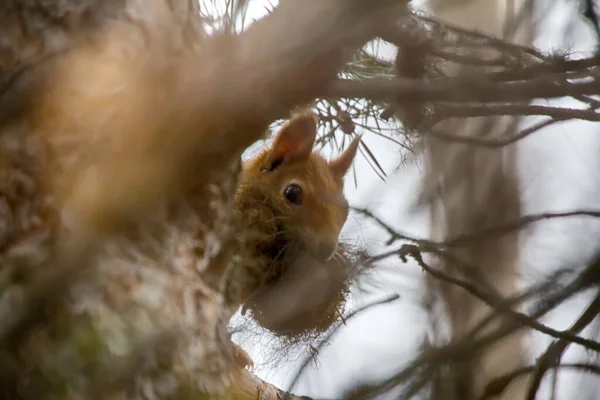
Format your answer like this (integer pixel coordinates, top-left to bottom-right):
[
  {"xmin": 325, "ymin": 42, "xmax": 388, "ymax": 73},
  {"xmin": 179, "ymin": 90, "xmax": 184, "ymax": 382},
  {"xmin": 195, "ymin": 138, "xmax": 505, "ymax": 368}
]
[{"xmin": 227, "ymin": 1, "xmax": 600, "ymax": 399}]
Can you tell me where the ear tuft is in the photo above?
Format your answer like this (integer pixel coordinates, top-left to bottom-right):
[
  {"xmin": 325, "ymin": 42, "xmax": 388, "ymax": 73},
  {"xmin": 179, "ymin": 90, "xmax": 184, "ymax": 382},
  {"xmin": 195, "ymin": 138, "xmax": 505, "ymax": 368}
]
[
  {"xmin": 265, "ymin": 112, "xmax": 318, "ymax": 170},
  {"xmin": 329, "ymin": 135, "xmax": 361, "ymax": 178}
]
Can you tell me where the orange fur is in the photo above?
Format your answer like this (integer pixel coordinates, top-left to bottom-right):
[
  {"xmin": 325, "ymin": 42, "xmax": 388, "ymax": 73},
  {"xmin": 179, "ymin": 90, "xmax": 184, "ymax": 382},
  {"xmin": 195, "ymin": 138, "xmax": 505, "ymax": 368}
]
[
  {"xmin": 231, "ymin": 112, "xmax": 360, "ymax": 336},
  {"xmin": 236, "ymin": 113, "xmax": 359, "ymax": 265}
]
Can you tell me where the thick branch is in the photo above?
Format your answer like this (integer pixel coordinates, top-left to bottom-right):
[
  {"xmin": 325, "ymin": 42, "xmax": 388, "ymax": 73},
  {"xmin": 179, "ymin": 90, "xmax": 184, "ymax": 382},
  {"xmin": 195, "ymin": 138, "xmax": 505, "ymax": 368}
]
[
  {"xmin": 480, "ymin": 362, "xmax": 600, "ymax": 400},
  {"xmin": 525, "ymin": 292, "xmax": 600, "ymax": 400},
  {"xmin": 436, "ymin": 103, "xmax": 600, "ymax": 121},
  {"xmin": 327, "ymin": 74, "xmax": 600, "ymax": 104},
  {"xmin": 60, "ymin": 0, "xmax": 410, "ymax": 238}
]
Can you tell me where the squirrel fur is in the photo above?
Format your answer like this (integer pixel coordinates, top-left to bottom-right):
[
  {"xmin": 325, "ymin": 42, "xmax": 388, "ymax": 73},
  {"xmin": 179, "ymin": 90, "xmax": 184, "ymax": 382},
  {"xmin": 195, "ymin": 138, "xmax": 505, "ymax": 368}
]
[{"xmin": 229, "ymin": 111, "xmax": 360, "ymax": 352}]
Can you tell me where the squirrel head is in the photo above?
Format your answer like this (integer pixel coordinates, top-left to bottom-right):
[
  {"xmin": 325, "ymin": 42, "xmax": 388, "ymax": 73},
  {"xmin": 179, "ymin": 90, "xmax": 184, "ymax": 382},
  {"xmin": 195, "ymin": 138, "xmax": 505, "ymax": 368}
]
[{"xmin": 236, "ymin": 112, "xmax": 360, "ymax": 265}]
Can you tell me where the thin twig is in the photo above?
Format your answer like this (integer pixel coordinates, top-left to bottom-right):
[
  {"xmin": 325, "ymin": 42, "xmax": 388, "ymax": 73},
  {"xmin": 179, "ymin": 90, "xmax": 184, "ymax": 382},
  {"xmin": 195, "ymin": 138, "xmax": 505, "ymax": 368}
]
[
  {"xmin": 525, "ymin": 292, "xmax": 600, "ymax": 400},
  {"xmin": 425, "ymin": 118, "xmax": 566, "ymax": 148},
  {"xmin": 353, "ymin": 207, "xmax": 600, "ymax": 248},
  {"xmin": 348, "ymin": 212, "xmax": 600, "ymax": 399},
  {"xmin": 436, "ymin": 103, "xmax": 600, "ymax": 122},
  {"xmin": 398, "ymin": 244, "xmax": 600, "ymax": 352}
]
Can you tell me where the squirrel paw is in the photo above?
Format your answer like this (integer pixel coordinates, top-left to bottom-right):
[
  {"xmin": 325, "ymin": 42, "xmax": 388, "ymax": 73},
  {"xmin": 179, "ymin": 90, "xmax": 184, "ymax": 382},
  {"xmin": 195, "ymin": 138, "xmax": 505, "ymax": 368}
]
[{"xmin": 233, "ymin": 344, "xmax": 255, "ymax": 370}]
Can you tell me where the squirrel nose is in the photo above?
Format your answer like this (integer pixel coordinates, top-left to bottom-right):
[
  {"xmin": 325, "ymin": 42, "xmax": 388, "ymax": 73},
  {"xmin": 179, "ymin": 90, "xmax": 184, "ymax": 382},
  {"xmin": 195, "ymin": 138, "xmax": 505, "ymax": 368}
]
[{"xmin": 317, "ymin": 241, "xmax": 337, "ymax": 261}]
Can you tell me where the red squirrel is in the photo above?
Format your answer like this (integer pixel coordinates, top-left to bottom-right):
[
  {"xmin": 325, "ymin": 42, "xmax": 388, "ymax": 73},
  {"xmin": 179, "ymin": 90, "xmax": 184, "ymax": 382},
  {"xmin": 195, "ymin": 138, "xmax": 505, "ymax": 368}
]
[{"xmin": 229, "ymin": 111, "xmax": 360, "ymax": 366}]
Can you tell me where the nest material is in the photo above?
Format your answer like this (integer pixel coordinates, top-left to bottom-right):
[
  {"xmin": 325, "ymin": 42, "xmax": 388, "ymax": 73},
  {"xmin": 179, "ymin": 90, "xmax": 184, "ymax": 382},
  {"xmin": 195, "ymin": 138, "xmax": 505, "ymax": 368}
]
[
  {"xmin": 230, "ymin": 191, "xmax": 359, "ymax": 339},
  {"xmin": 241, "ymin": 245, "xmax": 354, "ymax": 337}
]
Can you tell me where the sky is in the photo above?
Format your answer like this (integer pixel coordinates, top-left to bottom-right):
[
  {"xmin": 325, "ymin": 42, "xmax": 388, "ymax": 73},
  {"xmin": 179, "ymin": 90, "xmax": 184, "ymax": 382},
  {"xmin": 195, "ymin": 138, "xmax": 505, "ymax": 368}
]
[{"xmin": 224, "ymin": 1, "xmax": 600, "ymax": 399}]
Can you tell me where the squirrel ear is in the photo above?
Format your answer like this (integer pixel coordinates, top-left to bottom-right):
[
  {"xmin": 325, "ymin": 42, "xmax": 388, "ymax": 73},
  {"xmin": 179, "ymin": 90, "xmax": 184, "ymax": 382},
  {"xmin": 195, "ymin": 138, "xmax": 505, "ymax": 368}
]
[
  {"xmin": 266, "ymin": 112, "xmax": 318, "ymax": 170},
  {"xmin": 329, "ymin": 135, "xmax": 361, "ymax": 178}
]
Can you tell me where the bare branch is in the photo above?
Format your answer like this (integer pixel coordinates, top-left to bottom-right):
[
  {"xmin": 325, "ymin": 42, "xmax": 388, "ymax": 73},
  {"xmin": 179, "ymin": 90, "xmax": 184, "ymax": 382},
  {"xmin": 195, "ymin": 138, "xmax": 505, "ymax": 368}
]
[
  {"xmin": 479, "ymin": 362, "xmax": 600, "ymax": 400},
  {"xmin": 525, "ymin": 292, "xmax": 600, "ymax": 400},
  {"xmin": 398, "ymin": 244, "xmax": 600, "ymax": 353},
  {"xmin": 327, "ymin": 74, "xmax": 600, "ymax": 104},
  {"xmin": 436, "ymin": 103, "xmax": 600, "ymax": 122},
  {"xmin": 353, "ymin": 207, "xmax": 600, "ymax": 248}
]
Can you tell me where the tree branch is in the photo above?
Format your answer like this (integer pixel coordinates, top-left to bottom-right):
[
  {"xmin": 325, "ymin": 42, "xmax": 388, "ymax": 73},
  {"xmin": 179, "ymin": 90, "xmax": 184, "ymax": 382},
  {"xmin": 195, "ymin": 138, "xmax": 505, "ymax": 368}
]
[
  {"xmin": 353, "ymin": 207, "xmax": 600, "ymax": 248},
  {"xmin": 525, "ymin": 292, "xmax": 600, "ymax": 400},
  {"xmin": 398, "ymin": 244, "xmax": 600, "ymax": 353},
  {"xmin": 436, "ymin": 103, "xmax": 600, "ymax": 122},
  {"xmin": 479, "ymin": 362, "xmax": 600, "ymax": 400},
  {"xmin": 58, "ymin": 0, "xmax": 410, "ymax": 239},
  {"xmin": 327, "ymin": 73, "xmax": 600, "ymax": 104}
]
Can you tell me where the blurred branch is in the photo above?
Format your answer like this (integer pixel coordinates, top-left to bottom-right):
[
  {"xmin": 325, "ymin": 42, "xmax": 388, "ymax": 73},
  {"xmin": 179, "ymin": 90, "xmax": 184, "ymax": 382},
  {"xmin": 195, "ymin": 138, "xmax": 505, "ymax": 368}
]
[
  {"xmin": 359, "ymin": 252, "xmax": 600, "ymax": 399},
  {"xmin": 313, "ymin": 10, "xmax": 600, "ymax": 163},
  {"xmin": 435, "ymin": 103, "xmax": 600, "ymax": 121},
  {"xmin": 327, "ymin": 73, "xmax": 600, "ymax": 105},
  {"xmin": 87, "ymin": 329, "xmax": 180, "ymax": 399},
  {"xmin": 398, "ymin": 244, "xmax": 600, "ymax": 353},
  {"xmin": 584, "ymin": 0, "xmax": 600, "ymax": 40},
  {"xmin": 0, "ymin": 232, "xmax": 100, "ymax": 349},
  {"xmin": 0, "ymin": 1, "xmax": 414, "ymax": 399},
  {"xmin": 3, "ymin": 2, "xmax": 600, "ymax": 399},
  {"xmin": 231, "ymin": 369, "xmax": 315, "ymax": 400},
  {"xmin": 525, "ymin": 292, "xmax": 600, "ymax": 400},
  {"xmin": 348, "ymin": 208, "xmax": 600, "ymax": 399},
  {"xmin": 424, "ymin": 118, "xmax": 570, "ymax": 148},
  {"xmin": 353, "ymin": 207, "xmax": 600, "ymax": 248},
  {"xmin": 61, "ymin": 0, "xmax": 410, "ymax": 239},
  {"xmin": 348, "ymin": 274, "xmax": 600, "ymax": 400},
  {"xmin": 479, "ymin": 362, "xmax": 600, "ymax": 400}
]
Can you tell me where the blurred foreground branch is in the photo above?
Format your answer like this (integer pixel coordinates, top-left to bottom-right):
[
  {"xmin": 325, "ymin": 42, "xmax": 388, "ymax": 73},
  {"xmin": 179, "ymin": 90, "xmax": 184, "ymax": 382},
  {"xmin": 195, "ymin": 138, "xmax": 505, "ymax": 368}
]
[
  {"xmin": 0, "ymin": 0, "xmax": 414, "ymax": 399},
  {"xmin": 2, "ymin": 1, "xmax": 600, "ymax": 399}
]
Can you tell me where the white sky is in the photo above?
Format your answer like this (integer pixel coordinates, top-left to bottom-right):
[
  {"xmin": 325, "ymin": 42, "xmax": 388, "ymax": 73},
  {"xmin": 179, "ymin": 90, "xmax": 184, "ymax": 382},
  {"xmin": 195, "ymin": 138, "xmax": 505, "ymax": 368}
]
[{"xmin": 224, "ymin": 1, "xmax": 600, "ymax": 399}]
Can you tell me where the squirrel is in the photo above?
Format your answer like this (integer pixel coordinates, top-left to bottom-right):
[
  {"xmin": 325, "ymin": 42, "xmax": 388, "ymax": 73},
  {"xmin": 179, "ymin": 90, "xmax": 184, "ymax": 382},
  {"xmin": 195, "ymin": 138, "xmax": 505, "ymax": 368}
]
[{"xmin": 228, "ymin": 111, "xmax": 360, "ymax": 369}]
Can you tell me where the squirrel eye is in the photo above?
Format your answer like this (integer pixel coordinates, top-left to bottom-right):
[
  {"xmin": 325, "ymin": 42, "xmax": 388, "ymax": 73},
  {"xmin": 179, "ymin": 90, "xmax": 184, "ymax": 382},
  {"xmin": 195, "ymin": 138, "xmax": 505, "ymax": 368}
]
[{"xmin": 283, "ymin": 184, "xmax": 303, "ymax": 205}]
